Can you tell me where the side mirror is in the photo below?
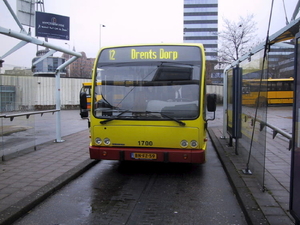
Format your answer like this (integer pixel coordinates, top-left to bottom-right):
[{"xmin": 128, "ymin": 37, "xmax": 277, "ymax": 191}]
[
  {"xmin": 207, "ymin": 93, "xmax": 217, "ymax": 112},
  {"xmin": 80, "ymin": 92, "xmax": 88, "ymax": 110},
  {"xmin": 206, "ymin": 93, "xmax": 216, "ymax": 122}
]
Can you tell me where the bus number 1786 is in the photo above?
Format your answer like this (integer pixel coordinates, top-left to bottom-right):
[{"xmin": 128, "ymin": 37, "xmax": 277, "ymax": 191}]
[{"xmin": 138, "ymin": 141, "xmax": 153, "ymax": 146}]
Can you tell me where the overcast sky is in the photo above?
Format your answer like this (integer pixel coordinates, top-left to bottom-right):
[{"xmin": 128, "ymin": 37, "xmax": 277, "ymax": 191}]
[{"xmin": 0, "ymin": 0, "xmax": 299, "ymax": 68}]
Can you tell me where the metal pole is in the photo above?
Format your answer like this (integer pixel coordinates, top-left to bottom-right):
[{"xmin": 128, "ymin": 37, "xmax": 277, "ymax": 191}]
[
  {"xmin": 53, "ymin": 56, "xmax": 79, "ymax": 143},
  {"xmin": 54, "ymin": 71, "xmax": 64, "ymax": 143},
  {"xmin": 3, "ymin": 0, "xmax": 26, "ymax": 33},
  {"xmin": 222, "ymin": 65, "xmax": 230, "ymax": 139},
  {"xmin": 99, "ymin": 24, "xmax": 105, "ymax": 49},
  {"xmin": 291, "ymin": 0, "xmax": 300, "ymax": 21},
  {"xmin": 0, "ymin": 26, "xmax": 81, "ymax": 58}
]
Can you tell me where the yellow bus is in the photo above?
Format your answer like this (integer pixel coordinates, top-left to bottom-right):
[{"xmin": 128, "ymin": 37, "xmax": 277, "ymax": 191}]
[
  {"xmin": 80, "ymin": 44, "xmax": 216, "ymax": 163},
  {"xmin": 80, "ymin": 82, "xmax": 102, "ymax": 118},
  {"xmin": 242, "ymin": 78, "xmax": 294, "ymax": 106},
  {"xmin": 79, "ymin": 82, "xmax": 91, "ymax": 118}
]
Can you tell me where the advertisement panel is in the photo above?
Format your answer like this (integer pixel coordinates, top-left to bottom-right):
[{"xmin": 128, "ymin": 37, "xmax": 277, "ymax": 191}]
[
  {"xmin": 35, "ymin": 11, "xmax": 70, "ymax": 40},
  {"xmin": 226, "ymin": 66, "xmax": 242, "ymax": 139}
]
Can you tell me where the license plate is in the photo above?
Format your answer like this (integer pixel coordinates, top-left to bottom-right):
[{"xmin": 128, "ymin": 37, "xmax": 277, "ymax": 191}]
[{"xmin": 131, "ymin": 153, "xmax": 157, "ymax": 160}]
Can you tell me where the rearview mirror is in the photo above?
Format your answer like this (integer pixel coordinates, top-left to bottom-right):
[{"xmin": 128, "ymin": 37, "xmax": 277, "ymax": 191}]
[
  {"xmin": 79, "ymin": 92, "xmax": 89, "ymax": 118},
  {"xmin": 80, "ymin": 92, "xmax": 87, "ymax": 110},
  {"xmin": 207, "ymin": 93, "xmax": 216, "ymax": 112}
]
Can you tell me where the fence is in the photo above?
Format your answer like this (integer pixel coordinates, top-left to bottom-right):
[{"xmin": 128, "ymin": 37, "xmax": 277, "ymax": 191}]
[{"xmin": 0, "ymin": 75, "xmax": 91, "ymax": 112}]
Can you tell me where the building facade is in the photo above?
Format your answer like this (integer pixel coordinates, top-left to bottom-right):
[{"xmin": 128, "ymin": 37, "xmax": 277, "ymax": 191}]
[
  {"xmin": 32, "ymin": 49, "xmax": 66, "ymax": 77},
  {"xmin": 62, "ymin": 51, "xmax": 94, "ymax": 78},
  {"xmin": 183, "ymin": 0, "xmax": 218, "ymax": 62},
  {"xmin": 268, "ymin": 43, "xmax": 294, "ymax": 78}
]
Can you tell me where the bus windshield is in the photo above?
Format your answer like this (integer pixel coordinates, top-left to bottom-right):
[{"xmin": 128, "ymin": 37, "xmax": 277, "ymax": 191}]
[{"xmin": 93, "ymin": 63, "xmax": 201, "ymax": 120}]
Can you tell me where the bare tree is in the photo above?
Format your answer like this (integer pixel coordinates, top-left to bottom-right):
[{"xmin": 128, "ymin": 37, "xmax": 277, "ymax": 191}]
[
  {"xmin": 218, "ymin": 14, "xmax": 259, "ymax": 66},
  {"xmin": 205, "ymin": 61, "xmax": 214, "ymax": 84}
]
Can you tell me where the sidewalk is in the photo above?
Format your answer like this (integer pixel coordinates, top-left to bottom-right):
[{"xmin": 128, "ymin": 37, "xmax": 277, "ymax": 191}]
[
  {"xmin": 0, "ymin": 129, "xmax": 98, "ymax": 225},
  {"xmin": 208, "ymin": 126, "xmax": 295, "ymax": 225}
]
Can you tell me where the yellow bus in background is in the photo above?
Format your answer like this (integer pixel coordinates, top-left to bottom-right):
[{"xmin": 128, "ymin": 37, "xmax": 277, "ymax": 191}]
[
  {"xmin": 80, "ymin": 44, "xmax": 216, "ymax": 163},
  {"xmin": 79, "ymin": 82, "xmax": 102, "ymax": 118},
  {"xmin": 242, "ymin": 78, "xmax": 294, "ymax": 106},
  {"xmin": 79, "ymin": 82, "xmax": 92, "ymax": 118}
]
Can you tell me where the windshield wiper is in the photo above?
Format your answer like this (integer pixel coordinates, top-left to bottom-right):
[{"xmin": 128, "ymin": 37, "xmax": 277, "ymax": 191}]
[
  {"xmin": 160, "ymin": 112, "xmax": 186, "ymax": 126},
  {"xmin": 100, "ymin": 110, "xmax": 186, "ymax": 126},
  {"xmin": 145, "ymin": 111, "xmax": 186, "ymax": 126},
  {"xmin": 100, "ymin": 110, "xmax": 130, "ymax": 124}
]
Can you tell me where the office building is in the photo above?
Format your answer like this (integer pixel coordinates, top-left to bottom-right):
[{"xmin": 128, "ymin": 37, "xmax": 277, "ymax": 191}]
[{"xmin": 183, "ymin": 0, "xmax": 218, "ymax": 62}]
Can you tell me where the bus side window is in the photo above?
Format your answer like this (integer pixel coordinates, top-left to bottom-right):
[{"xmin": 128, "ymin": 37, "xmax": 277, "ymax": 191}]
[
  {"xmin": 277, "ymin": 82, "xmax": 282, "ymax": 91},
  {"xmin": 268, "ymin": 82, "xmax": 272, "ymax": 91},
  {"xmin": 242, "ymin": 86, "xmax": 250, "ymax": 94},
  {"xmin": 290, "ymin": 82, "xmax": 294, "ymax": 91},
  {"xmin": 282, "ymin": 82, "xmax": 288, "ymax": 91}
]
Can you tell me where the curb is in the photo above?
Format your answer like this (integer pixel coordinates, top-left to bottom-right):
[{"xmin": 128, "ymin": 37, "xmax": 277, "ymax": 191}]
[
  {"xmin": 207, "ymin": 128, "xmax": 268, "ymax": 225},
  {"xmin": 0, "ymin": 159, "xmax": 99, "ymax": 225}
]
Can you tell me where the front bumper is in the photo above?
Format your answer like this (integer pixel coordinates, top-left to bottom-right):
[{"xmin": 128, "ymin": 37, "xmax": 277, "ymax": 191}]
[{"xmin": 89, "ymin": 146, "xmax": 205, "ymax": 163}]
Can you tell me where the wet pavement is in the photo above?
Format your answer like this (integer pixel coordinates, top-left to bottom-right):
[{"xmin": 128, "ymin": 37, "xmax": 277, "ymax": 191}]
[{"xmin": 12, "ymin": 143, "xmax": 247, "ymax": 225}]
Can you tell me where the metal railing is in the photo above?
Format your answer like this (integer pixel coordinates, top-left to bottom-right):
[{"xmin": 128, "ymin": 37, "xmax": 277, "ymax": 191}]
[
  {"xmin": 0, "ymin": 109, "xmax": 59, "ymax": 121},
  {"xmin": 251, "ymin": 116, "xmax": 293, "ymax": 150}
]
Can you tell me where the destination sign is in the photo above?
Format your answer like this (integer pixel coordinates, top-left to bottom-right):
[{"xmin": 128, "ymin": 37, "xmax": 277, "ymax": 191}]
[
  {"xmin": 131, "ymin": 48, "xmax": 178, "ymax": 60},
  {"xmin": 98, "ymin": 45, "xmax": 202, "ymax": 64}
]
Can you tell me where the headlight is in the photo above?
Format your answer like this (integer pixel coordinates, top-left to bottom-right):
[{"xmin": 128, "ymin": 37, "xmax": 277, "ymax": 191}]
[
  {"xmin": 190, "ymin": 140, "xmax": 198, "ymax": 148},
  {"xmin": 95, "ymin": 137, "xmax": 102, "ymax": 145},
  {"xmin": 180, "ymin": 140, "xmax": 188, "ymax": 148},
  {"xmin": 103, "ymin": 138, "xmax": 111, "ymax": 145}
]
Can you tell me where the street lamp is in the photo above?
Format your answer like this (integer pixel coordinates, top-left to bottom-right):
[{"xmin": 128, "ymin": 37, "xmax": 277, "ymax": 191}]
[{"xmin": 99, "ymin": 24, "xmax": 106, "ymax": 49}]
